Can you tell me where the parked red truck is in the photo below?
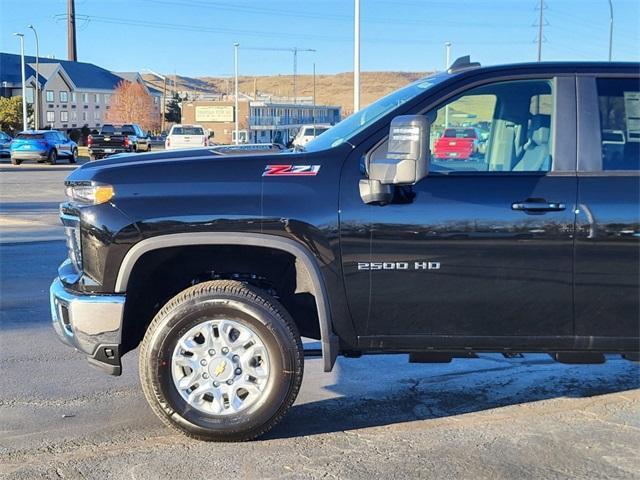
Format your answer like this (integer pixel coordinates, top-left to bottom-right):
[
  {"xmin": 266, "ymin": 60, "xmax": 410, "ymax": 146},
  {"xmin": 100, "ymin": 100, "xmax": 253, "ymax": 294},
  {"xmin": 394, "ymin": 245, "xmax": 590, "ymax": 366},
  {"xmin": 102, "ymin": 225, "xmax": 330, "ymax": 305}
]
[{"xmin": 433, "ymin": 127, "xmax": 479, "ymax": 160}]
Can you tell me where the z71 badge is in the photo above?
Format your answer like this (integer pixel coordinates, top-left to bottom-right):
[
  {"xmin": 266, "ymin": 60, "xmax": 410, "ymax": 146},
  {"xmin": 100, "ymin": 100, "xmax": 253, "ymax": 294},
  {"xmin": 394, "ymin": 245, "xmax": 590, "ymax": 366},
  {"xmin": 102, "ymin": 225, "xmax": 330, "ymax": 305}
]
[
  {"xmin": 263, "ymin": 165, "xmax": 321, "ymax": 177},
  {"xmin": 358, "ymin": 261, "xmax": 441, "ymax": 271}
]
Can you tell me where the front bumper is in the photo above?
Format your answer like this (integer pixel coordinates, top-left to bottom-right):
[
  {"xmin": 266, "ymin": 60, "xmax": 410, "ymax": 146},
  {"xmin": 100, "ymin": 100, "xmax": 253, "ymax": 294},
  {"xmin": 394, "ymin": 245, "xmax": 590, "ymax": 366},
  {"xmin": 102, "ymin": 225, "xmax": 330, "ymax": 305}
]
[{"xmin": 50, "ymin": 277, "xmax": 126, "ymax": 375}]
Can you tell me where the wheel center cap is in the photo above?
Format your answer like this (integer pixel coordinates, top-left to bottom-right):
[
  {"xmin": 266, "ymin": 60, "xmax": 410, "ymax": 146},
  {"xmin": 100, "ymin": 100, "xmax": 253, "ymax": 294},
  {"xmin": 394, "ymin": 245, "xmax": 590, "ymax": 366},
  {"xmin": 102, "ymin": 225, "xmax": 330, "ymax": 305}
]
[{"xmin": 209, "ymin": 358, "xmax": 233, "ymax": 381}]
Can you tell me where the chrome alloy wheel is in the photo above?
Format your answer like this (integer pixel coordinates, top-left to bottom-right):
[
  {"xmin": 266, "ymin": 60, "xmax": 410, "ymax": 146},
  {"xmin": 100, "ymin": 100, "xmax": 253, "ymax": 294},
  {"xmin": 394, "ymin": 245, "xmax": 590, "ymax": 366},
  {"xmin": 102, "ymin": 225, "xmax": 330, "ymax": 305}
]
[{"xmin": 171, "ymin": 319, "xmax": 270, "ymax": 415}]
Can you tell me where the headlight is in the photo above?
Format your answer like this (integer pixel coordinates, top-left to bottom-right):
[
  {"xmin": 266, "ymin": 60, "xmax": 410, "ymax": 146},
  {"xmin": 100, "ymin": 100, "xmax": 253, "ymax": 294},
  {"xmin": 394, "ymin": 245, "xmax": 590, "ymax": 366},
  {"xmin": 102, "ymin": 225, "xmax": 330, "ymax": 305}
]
[{"xmin": 66, "ymin": 183, "xmax": 114, "ymax": 205}]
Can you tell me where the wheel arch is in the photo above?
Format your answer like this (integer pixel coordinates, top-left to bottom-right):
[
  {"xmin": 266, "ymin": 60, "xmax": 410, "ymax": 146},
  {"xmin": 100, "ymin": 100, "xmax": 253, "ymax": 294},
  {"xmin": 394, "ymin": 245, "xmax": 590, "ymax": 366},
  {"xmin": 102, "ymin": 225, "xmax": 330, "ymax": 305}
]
[{"xmin": 116, "ymin": 232, "xmax": 339, "ymax": 372}]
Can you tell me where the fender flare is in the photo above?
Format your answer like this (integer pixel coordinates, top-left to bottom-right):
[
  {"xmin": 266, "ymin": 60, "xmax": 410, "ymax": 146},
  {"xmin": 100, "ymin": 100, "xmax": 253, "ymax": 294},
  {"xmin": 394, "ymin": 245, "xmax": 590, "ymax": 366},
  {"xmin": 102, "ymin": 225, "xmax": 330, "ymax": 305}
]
[{"xmin": 115, "ymin": 232, "xmax": 339, "ymax": 372}]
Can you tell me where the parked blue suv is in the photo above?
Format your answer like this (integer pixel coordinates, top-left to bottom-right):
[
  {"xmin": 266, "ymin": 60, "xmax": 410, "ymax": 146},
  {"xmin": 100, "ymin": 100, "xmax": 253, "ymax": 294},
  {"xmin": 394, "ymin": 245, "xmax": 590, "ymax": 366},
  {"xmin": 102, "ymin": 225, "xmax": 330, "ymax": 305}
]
[
  {"xmin": 0, "ymin": 131, "xmax": 12, "ymax": 157},
  {"xmin": 10, "ymin": 130, "xmax": 78, "ymax": 165}
]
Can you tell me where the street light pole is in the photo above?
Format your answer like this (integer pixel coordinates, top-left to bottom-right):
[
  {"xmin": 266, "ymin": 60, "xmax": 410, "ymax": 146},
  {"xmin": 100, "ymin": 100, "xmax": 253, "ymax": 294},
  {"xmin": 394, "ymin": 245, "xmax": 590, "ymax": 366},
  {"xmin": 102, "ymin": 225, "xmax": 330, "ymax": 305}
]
[
  {"xmin": 444, "ymin": 42, "xmax": 451, "ymax": 128},
  {"xmin": 607, "ymin": 0, "xmax": 614, "ymax": 61},
  {"xmin": 234, "ymin": 42, "xmax": 240, "ymax": 145},
  {"xmin": 353, "ymin": 0, "xmax": 360, "ymax": 112},
  {"xmin": 28, "ymin": 25, "xmax": 40, "ymax": 129},
  {"xmin": 141, "ymin": 69, "xmax": 167, "ymax": 133},
  {"xmin": 312, "ymin": 62, "xmax": 316, "ymax": 131},
  {"xmin": 13, "ymin": 33, "xmax": 28, "ymax": 131}
]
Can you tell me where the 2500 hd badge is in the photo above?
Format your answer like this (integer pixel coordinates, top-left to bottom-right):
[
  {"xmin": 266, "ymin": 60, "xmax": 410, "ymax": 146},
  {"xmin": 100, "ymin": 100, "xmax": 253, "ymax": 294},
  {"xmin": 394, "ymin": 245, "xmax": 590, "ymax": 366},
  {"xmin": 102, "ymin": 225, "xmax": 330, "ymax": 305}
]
[{"xmin": 357, "ymin": 261, "xmax": 441, "ymax": 270}]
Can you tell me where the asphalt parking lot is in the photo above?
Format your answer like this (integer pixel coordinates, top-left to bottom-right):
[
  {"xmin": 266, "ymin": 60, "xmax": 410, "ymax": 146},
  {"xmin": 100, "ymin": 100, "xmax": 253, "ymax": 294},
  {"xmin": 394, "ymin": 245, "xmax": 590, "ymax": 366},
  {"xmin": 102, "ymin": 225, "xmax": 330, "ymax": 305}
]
[{"xmin": 1, "ymin": 160, "xmax": 639, "ymax": 480}]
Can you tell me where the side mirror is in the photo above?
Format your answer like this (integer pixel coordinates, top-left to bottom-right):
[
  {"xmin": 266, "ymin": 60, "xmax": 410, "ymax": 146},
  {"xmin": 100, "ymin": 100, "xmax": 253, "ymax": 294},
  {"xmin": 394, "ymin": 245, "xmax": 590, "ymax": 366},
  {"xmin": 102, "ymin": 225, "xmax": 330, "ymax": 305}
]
[
  {"xmin": 208, "ymin": 130, "xmax": 215, "ymax": 139},
  {"xmin": 360, "ymin": 115, "xmax": 431, "ymax": 204}
]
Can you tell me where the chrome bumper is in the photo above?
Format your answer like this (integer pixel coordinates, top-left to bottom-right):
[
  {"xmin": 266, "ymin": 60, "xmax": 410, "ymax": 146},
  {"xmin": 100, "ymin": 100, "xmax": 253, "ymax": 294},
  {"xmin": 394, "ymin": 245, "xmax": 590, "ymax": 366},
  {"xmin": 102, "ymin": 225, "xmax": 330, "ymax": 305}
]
[{"xmin": 50, "ymin": 277, "xmax": 126, "ymax": 375}]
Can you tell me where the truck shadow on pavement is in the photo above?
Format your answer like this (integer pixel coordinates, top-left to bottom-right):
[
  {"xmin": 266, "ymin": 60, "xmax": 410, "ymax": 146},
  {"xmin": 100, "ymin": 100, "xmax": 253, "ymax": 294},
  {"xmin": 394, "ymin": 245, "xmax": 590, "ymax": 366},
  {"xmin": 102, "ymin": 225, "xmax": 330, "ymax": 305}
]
[{"xmin": 267, "ymin": 354, "xmax": 640, "ymax": 440}]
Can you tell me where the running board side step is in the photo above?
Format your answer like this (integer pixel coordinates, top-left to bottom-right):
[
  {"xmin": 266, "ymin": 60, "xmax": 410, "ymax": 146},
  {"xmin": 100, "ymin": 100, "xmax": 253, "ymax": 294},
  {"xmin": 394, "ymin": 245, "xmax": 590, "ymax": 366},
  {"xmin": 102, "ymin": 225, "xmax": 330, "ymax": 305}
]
[{"xmin": 552, "ymin": 352, "xmax": 606, "ymax": 364}]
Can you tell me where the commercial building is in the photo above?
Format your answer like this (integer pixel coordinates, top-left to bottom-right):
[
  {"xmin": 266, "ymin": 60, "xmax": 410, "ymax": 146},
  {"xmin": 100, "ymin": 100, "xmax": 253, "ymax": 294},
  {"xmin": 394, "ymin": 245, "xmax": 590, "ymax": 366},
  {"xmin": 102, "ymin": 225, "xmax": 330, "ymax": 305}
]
[
  {"xmin": 0, "ymin": 52, "xmax": 162, "ymax": 132},
  {"xmin": 181, "ymin": 99, "xmax": 341, "ymax": 145}
]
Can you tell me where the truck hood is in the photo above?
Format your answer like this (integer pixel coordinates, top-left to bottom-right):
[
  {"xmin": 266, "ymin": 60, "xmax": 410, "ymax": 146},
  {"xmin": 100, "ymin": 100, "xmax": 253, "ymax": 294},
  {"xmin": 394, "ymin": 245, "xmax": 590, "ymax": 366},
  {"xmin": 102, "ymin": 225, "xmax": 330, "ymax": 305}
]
[{"xmin": 66, "ymin": 148, "xmax": 298, "ymax": 182}]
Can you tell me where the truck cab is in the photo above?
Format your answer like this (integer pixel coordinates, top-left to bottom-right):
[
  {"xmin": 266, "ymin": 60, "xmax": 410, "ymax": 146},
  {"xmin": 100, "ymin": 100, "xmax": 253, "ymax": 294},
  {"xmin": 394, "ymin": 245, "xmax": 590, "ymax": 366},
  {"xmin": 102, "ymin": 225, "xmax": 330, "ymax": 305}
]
[{"xmin": 51, "ymin": 59, "xmax": 640, "ymax": 441}]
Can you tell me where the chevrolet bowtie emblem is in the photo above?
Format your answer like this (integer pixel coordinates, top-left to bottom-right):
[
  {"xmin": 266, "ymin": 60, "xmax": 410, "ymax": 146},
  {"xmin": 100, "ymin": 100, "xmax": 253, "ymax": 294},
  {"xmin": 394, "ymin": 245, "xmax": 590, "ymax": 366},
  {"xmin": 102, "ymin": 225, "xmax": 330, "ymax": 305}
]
[{"xmin": 213, "ymin": 361, "xmax": 226, "ymax": 377}]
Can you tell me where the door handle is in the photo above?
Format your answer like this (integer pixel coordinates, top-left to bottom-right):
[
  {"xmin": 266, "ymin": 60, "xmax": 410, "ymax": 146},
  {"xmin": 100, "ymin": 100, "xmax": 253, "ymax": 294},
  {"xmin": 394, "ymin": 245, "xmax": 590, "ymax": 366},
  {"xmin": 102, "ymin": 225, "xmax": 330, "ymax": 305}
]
[
  {"xmin": 512, "ymin": 200, "xmax": 566, "ymax": 212},
  {"xmin": 512, "ymin": 201, "xmax": 566, "ymax": 212}
]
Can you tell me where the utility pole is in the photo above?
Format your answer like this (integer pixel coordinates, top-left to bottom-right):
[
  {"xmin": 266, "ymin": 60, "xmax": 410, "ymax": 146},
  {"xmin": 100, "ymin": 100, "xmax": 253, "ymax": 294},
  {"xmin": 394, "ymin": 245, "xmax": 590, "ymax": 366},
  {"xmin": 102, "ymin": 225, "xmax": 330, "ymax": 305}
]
[
  {"xmin": 353, "ymin": 0, "xmax": 361, "ymax": 112},
  {"xmin": 607, "ymin": 0, "xmax": 614, "ymax": 61},
  {"xmin": 28, "ymin": 25, "xmax": 40, "ymax": 129},
  {"xmin": 444, "ymin": 42, "xmax": 451, "ymax": 128},
  {"xmin": 234, "ymin": 42, "xmax": 239, "ymax": 145},
  {"xmin": 67, "ymin": 0, "xmax": 77, "ymax": 61},
  {"xmin": 13, "ymin": 33, "xmax": 28, "ymax": 131},
  {"xmin": 536, "ymin": 0, "xmax": 545, "ymax": 62}
]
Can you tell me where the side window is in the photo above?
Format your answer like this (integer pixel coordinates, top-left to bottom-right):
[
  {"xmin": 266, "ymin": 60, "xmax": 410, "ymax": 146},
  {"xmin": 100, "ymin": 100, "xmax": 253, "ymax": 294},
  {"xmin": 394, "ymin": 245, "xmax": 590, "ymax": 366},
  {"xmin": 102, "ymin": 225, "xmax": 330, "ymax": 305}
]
[
  {"xmin": 427, "ymin": 79, "xmax": 554, "ymax": 173},
  {"xmin": 597, "ymin": 78, "xmax": 640, "ymax": 171}
]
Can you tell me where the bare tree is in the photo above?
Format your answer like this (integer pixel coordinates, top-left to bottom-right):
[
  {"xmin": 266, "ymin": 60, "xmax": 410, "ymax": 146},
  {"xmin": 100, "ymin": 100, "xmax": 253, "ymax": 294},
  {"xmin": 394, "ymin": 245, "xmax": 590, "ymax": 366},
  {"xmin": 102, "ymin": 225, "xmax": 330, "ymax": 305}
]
[{"xmin": 106, "ymin": 81, "xmax": 160, "ymax": 131}]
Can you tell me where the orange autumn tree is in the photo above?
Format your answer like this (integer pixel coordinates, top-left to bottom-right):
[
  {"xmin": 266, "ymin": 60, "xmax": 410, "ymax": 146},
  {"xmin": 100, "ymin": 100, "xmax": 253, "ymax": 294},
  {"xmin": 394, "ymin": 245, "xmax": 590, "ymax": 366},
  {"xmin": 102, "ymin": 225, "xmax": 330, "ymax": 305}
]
[{"xmin": 106, "ymin": 80, "xmax": 159, "ymax": 132}]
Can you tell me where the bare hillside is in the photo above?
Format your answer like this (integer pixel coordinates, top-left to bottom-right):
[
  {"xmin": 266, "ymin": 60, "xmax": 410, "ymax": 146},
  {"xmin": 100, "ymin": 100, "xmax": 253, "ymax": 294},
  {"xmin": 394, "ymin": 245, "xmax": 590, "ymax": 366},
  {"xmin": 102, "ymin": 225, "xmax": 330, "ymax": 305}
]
[{"xmin": 144, "ymin": 71, "xmax": 436, "ymax": 112}]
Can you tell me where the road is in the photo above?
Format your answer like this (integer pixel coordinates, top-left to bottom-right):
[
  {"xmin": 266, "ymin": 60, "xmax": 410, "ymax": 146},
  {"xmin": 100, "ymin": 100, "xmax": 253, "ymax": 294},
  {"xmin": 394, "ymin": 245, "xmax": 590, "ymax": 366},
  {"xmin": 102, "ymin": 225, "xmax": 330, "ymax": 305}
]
[{"xmin": 1, "ymin": 161, "xmax": 639, "ymax": 479}]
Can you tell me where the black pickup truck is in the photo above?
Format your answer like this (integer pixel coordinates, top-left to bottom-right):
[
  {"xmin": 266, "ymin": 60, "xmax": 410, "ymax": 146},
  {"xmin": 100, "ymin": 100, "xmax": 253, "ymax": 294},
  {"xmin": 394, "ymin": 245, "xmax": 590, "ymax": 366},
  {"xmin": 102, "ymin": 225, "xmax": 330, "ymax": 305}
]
[
  {"xmin": 88, "ymin": 123, "xmax": 151, "ymax": 160},
  {"xmin": 51, "ymin": 59, "xmax": 639, "ymax": 441}
]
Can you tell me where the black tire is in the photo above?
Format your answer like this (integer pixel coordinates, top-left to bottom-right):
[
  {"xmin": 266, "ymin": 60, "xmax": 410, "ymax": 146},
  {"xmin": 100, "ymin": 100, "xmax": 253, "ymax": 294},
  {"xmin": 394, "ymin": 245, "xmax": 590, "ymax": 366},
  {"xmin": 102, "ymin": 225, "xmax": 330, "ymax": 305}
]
[
  {"xmin": 47, "ymin": 149, "xmax": 57, "ymax": 165},
  {"xmin": 69, "ymin": 148, "xmax": 78, "ymax": 164},
  {"xmin": 10, "ymin": 156, "xmax": 21, "ymax": 165},
  {"xmin": 139, "ymin": 280, "xmax": 304, "ymax": 442}
]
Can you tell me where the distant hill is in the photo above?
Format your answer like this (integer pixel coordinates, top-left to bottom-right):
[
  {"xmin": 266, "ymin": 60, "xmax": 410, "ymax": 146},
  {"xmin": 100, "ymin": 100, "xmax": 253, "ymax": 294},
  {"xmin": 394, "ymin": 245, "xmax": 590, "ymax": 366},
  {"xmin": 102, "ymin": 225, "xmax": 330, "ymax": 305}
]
[{"xmin": 143, "ymin": 71, "xmax": 436, "ymax": 113}]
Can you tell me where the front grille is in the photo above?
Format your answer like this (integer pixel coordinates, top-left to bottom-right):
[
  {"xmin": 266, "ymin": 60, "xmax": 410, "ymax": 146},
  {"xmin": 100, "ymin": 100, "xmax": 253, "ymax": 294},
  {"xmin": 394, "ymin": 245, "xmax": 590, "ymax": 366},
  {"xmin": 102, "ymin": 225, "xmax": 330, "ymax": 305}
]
[{"xmin": 61, "ymin": 213, "xmax": 82, "ymax": 272}]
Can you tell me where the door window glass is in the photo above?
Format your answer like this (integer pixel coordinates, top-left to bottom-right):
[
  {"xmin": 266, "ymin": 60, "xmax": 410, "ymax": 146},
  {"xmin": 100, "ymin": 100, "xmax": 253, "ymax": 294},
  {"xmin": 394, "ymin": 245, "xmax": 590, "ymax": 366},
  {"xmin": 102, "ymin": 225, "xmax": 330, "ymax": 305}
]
[
  {"xmin": 597, "ymin": 78, "xmax": 640, "ymax": 171},
  {"xmin": 428, "ymin": 79, "xmax": 554, "ymax": 173}
]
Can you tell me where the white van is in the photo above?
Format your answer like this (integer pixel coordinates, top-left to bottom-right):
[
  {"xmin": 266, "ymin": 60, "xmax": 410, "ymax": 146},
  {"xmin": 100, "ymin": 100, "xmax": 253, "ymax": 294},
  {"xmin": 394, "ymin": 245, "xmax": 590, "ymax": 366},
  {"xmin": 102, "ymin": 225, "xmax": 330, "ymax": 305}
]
[
  {"xmin": 292, "ymin": 124, "xmax": 331, "ymax": 148},
  {"xmin": 165, "ymin": 124, "xmax": 210, "ymax": 150}
]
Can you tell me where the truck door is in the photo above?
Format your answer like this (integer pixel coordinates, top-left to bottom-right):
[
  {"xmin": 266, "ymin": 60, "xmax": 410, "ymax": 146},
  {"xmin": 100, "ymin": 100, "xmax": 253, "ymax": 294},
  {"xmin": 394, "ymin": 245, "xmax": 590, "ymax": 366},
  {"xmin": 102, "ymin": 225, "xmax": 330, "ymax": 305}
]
[
  {"xmin": 340, "ymin": 77, "xmax": 578, "ymax": 348},
  {"xmin": 574, "ymin": 76, "xmax": 640, "ymax": 346}
]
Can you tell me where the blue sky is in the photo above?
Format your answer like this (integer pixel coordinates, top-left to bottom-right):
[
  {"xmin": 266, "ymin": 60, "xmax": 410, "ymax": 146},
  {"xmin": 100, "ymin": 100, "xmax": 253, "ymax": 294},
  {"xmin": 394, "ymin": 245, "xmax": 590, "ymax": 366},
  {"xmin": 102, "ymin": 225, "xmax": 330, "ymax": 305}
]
[{"xmin": 1, "ymin": 0, "xmax": 639, "ymax": 77}]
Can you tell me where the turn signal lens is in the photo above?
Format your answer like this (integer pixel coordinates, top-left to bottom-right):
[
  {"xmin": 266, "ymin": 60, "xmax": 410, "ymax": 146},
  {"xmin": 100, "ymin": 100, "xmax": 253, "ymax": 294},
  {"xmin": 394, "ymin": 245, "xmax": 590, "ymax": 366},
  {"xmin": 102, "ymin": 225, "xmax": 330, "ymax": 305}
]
[{"xmin": 67, "ymin": 183, "xmax": 114, "ymax": 205}]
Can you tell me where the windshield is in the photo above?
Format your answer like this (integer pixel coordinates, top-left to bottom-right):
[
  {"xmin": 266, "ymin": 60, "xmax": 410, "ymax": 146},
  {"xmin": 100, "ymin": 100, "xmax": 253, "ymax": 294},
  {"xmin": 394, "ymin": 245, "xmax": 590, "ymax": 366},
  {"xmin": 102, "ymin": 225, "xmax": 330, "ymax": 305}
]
[{"xmin": 305, "ymin": 73, "xmax": 449, "ymax": 152}]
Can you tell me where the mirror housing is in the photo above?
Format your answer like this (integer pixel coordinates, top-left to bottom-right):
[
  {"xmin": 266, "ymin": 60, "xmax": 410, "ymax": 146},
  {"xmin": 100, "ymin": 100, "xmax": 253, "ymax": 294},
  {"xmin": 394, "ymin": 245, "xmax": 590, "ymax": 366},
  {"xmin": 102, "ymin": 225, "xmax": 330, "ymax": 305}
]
[
  {"xmin": 360, "ymin": 115, "xmax": 430, "ymax": 204},
  {"xmin": 369, "ymin": 115, "xmax": 430, "ymax": 185}
]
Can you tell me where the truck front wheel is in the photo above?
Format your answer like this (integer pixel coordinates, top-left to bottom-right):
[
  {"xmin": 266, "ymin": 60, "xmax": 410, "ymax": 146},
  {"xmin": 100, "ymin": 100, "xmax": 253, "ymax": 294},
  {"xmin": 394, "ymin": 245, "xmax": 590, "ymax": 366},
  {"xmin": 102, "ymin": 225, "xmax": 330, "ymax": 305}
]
[{"xmin": 139, "ymin": 280, "xmax": 304, "ymax": 441}]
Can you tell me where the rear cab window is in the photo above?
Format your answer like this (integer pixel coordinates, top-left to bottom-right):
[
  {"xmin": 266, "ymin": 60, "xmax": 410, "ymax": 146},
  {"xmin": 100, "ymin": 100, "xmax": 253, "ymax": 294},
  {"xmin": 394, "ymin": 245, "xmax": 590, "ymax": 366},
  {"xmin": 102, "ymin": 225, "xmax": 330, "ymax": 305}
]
[{"xmin": 172, "ymin": 127, "xmax": 204, "ymax": 136}]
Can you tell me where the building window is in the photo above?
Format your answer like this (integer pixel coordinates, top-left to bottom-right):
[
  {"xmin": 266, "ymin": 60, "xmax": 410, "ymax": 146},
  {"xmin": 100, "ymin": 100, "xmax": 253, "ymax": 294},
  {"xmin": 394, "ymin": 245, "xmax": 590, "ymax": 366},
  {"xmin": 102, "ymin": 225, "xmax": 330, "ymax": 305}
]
[
  {"xmin": 60, "ymin": 91, "xmax": 68, "ymax": 102},
  {"xmin": 60, "ymin": 111, "xmax": 69, "ymax": 122},
  {"xmin": 82, "ymin": 111, "xmax": 87, "ymax": 121},
  {"xmin": 25, "ymin": 87, "xmax": 34, "ymax": 104},
  {"xmin": 95, "ymin": 94, "xmax": 100, "ymax": 103},
  {"xmin": 71, "ymin": 111, "xmax": 77, "ymax": 121},
  {"xmin": 94, "ymin": 111, "xmax": 101, "ymax": 120},
  {"xmin": 154, "ymin": 96, "xmax": 159, "ymax": 105},
  {"xmin": 83, "ymin": 93, "xmax": 89, "ymax": 103},
  {"xmin": 46, "ymin": 111, "xmax": 55, "ymax": 123},
  {"xmin": 104, "ymin": 94, "xmax": 110, "ymax": 104},
  {"xmin": 46, "ymin": 90, "xmax": 54, "ymax": 102}
]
